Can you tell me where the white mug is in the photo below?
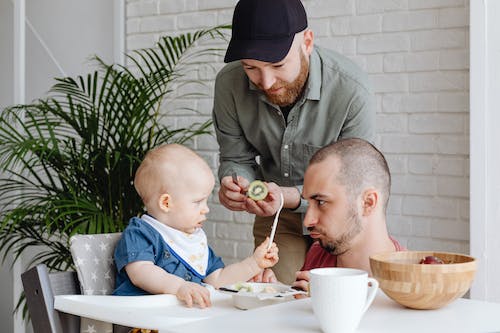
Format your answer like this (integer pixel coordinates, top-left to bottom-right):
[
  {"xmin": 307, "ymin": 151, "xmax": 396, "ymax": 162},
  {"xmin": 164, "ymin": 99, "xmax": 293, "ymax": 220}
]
[{"xmin": 310, "ymin": 267, "xmax": 378, "ymax": 333}]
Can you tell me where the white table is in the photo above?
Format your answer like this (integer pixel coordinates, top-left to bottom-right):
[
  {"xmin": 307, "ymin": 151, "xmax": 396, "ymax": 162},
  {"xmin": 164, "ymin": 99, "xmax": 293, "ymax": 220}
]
[
  {"xmin": 54, "ymin": 291, "xmax": 236, "ymax": 330},
  {"xmin": 55, "ymin": 290, "xmax": 500, "ymax": 333}
]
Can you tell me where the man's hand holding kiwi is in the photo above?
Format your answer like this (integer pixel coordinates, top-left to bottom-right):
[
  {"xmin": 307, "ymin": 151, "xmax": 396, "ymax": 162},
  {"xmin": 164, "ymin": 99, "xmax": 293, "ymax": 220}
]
[
  {"xmin": 219, "ymin": 174, "xmax": 301, "ymax": 217},
  {"xmin": 244, "ymin": 181, "xmax": 284, "ymax": 217},
  {"xmin": 218, "ymin": 174, "xmax": 250, "ymax": 211}
]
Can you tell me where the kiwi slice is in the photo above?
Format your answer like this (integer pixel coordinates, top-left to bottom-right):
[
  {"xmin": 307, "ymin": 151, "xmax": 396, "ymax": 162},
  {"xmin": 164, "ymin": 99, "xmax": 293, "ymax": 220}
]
[{"xmin": 247, "ymin": 180, "xmax": 268, "ymax": 201}]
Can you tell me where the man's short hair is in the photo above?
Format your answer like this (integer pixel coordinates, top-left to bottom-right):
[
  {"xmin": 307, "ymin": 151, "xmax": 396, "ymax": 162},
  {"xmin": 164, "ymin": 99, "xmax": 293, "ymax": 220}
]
[{"xmin": 309, "ymin": 138, "xmax": 391, "ymax": 212}]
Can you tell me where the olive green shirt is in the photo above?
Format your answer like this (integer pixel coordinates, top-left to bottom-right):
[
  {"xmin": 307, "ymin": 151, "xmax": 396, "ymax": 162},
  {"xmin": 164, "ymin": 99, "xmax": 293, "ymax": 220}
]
[{"xmin": 212, "ymin": 46, "xmax": 375, "ymax": 212}]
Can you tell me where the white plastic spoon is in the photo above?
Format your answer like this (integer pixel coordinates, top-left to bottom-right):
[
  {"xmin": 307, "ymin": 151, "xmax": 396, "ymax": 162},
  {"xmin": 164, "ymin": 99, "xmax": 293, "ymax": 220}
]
[{"xmin": 267, "ymin": 192, "xmax": 284, "ymax": 250}]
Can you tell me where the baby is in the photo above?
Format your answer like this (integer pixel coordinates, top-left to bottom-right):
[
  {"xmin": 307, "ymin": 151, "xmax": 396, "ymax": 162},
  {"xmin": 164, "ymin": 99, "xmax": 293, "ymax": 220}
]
[{"xmin": 113, "ymin": 144, "xmax": 279, "ymax": 308}]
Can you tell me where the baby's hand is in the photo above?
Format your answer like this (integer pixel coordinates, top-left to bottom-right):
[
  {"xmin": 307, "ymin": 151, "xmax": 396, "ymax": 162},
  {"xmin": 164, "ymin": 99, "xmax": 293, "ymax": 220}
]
[
  {"xmin": 176, "ymin": 282, "xmax": 211, "ymax": 308},
  {"xmin": 253, "ymin": 237, "xmax": 279, "ymax": 269}
]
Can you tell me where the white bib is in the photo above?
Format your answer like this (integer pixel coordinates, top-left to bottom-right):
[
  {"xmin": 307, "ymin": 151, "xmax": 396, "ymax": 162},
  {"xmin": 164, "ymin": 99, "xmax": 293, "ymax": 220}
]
[{"xmin": 141, "ymin": 214, "xmax": 209, "ymax": 277}]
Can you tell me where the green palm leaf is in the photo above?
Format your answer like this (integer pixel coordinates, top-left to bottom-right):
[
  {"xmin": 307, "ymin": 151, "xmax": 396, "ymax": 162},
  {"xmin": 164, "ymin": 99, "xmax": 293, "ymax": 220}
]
[{"xmin": 0, "ymin": 25, "xmax": 229, "ymax": 277}]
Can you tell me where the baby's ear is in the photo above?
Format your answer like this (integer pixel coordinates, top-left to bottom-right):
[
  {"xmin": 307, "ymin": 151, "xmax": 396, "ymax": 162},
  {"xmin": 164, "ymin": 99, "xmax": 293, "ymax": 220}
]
[{"xmin": 158, "ymin": 193, "xmax": 171, "ymax": 212}]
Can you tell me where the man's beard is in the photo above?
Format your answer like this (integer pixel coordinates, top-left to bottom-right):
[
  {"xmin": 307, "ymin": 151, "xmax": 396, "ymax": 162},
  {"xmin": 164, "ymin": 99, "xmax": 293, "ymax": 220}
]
[
  {"xmin": 263, "ymin": 51, "xmax": 309, "ymax": 107},
  {"xmin": 310, "ymin": 206, "xmax": 363, "ymax": 256}
]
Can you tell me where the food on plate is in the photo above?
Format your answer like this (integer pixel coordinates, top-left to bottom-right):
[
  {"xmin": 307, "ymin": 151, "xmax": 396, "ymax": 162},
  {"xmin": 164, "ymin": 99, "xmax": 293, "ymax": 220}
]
[
  {"xmin": 419, "ymin": 255, "xmax": 445, "ymax": 264},
  {"xmin": 234, "ymin": 282, "xmax": 254, "ymax": 292},
  {"xmin": 232, "ymin": 282, "xmax": 278, "ymax": 294},
  {"xmin": 247, "ymin": 180, "xmax": 268, "ymax": 200},
  {"xmin": 262, "ymin": 285, "xmax": 278, "ymax": 293},
  {"xmin": 225, "ymin": 283, "xmax": 296, "ymax": 310}
]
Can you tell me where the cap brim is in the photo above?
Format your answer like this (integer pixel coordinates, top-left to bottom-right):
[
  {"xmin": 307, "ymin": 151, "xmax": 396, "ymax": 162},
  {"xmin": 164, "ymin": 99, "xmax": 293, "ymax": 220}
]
[{"xmin": 224, "ymin": 35, "xmax": 295, "ymax": 63}]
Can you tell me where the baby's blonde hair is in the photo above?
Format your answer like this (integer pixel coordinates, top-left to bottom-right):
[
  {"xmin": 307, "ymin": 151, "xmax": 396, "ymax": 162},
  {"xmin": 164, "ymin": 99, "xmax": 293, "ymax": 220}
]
[{"xmin": 134, "ymin": 144, "xmax": 209, "ymax": 208}]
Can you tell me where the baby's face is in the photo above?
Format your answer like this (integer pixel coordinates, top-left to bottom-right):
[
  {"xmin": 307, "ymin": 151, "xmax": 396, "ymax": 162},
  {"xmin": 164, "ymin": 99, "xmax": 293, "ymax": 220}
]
[{"xmin": 166, "ymin": 169, "xmax": 215, "ymax": 234}]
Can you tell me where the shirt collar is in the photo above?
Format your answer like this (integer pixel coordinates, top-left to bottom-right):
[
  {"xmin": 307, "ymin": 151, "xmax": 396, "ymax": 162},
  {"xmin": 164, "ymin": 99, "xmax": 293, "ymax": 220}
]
[{"xmin": 305, "ymin": 47, "xmax": 321, "ymax": 101}]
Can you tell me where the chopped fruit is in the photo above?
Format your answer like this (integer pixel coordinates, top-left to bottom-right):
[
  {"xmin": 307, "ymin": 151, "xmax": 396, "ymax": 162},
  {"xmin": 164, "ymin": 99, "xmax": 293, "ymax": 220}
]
[{"xmin": 234, "ymin": 282, "xmax": 253, "ymax": 292}]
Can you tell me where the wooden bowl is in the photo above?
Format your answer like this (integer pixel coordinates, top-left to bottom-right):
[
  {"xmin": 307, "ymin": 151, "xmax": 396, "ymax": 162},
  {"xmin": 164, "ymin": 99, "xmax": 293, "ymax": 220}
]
[{"xmin": 369, "ymin": 251, "xmax": 476, "ymax": 310}]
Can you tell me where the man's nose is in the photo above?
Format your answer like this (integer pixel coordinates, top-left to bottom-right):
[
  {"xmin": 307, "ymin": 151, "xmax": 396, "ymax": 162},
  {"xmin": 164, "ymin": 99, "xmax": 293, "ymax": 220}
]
[
  {"xmin": 259, "ymin": 70, "xmax": 276, "ymax": 90},
  {"xmin": 303, "ymin": 208, "xmax": 317, "ymax": 227}
]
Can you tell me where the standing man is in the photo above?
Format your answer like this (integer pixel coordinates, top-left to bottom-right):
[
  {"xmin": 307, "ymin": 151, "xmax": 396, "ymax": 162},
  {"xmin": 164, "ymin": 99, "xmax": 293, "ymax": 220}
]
[{"xmin": 213, "ymin": 0, "xmax": 375, "ymax": 284}]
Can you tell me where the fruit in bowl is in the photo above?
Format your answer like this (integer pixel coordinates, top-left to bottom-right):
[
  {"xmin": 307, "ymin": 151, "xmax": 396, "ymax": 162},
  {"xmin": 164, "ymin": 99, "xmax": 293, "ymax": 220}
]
[
  {"xmin": 419, "ymin": 255, "xmax": 444, "ymax": 264},
  {"xmin": 369, "ymin": 251, "xmax": 476, "ymax": 310}
]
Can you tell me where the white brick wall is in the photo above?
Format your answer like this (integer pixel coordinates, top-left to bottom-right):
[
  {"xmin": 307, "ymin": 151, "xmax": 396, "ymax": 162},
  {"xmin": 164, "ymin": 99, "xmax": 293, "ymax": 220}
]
[{"xmin": 126, "ymin": 0, "xmax": 470, "ymax": 262}]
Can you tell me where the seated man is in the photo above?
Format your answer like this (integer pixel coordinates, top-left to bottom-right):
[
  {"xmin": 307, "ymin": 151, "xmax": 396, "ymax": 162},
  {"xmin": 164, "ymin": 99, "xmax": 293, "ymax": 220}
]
[{"xmin": 293, "ymin": 138, "xmax": 405, "ymax": 291}]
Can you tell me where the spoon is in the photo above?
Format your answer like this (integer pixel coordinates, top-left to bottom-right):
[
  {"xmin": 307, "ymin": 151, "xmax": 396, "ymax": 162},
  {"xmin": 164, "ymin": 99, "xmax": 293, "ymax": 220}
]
[
  {"xmin": 267, "ymin": 192, "xmax": 284, "ymax": 250},
  {"xmin": 232, "ymin": 172, "xmax": 248, "ymax": 195},
  {"xmin": 256, "ymin": 288, "xmax": 308, "ymax": 300},
  {"xmin": 219, "ymin": 286, "xmax": 239, "ymax": 293}
]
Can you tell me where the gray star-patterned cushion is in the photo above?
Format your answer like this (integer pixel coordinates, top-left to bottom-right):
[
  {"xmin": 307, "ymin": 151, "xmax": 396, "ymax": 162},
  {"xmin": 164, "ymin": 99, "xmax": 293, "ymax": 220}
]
[{"xmin": 70, "ymin": 233, "xmax": 122, "ymax": 333}]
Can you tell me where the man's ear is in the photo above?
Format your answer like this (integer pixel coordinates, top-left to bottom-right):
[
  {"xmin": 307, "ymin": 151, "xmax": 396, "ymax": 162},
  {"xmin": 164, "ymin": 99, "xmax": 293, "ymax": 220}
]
[
  {"xmin": 302, "ymin": 29, "xmax": 314, "ymax": 56},
  {"xmin": 158, "ymin": 193, "xmax": 171, "ymax": 213},
  {"xmin": 361, "ymin": 188, "xmax": 378, "ymax": 216}
]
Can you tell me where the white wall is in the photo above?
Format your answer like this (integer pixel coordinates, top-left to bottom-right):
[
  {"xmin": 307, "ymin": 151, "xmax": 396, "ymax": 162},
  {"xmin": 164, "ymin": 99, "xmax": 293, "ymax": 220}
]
[
  {"xmin": 307, "ymin": 0, "xmax": 470, "ymax": 254},
  {"xmin": 126, "ymin": 0, "xmax": 471, "ymax": 264},
  {"xmin": 0, "ymin": 1, "xmax": 117, "ymax": 331},
  {"xmin": 24, "ymin": 0, "xmax": 115, "ymax": 102},
  {"xmin": 470, "ymin": 0, "xmax": 500, "ymax": 302}
]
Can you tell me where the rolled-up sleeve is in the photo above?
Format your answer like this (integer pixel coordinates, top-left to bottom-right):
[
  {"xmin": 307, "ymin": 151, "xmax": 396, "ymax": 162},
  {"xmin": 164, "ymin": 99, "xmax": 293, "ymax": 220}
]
[{"xmin": 212, "ymin": 69, "xmax": 259, "ymax": 183}]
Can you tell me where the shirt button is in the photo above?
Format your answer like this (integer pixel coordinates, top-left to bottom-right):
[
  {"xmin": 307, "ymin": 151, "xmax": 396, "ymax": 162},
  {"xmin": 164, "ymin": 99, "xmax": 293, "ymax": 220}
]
[
  {"xmin": 284, "ymin": 145, "xmax": 289, "ymax": 149},
  {"xmin": 184, "ymin": 273, "xmax": 192, "ymax": 281},
  {"xmin": 284, "ymin": 173, "xmax": 289, "ymax": 177},
  {"xmin": 164, "ymin": 250, "xmax": 170, "ymax": 259}
]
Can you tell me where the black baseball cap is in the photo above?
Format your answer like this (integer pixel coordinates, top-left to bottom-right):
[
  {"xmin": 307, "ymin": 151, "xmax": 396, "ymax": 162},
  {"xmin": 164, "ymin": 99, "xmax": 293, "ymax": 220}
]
[{"xmin": 224, "ymin": 0, "xmax": 308, "ymax": 63}]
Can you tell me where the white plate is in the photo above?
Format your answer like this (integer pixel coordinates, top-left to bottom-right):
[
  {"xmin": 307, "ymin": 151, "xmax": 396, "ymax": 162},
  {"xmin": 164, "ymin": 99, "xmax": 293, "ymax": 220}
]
[{"xmin": 219, "ymin": 282, "xmax": 302, "ymax": 310}]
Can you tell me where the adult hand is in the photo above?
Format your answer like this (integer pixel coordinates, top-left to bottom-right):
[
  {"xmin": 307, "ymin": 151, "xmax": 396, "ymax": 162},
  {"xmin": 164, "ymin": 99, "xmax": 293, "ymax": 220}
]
[
  {"xmin": 218, "ymin": 175, "xmax": 250, "ymax": 211},
  {"xmin": 176, "ymin": 282, "xmax": 211, "ymax": 308},
  {"xmin": 245, "ymin": 182, "xmax": 283, "ymax": 217},
  {"xmin": 248, "ymin": 268, "xmax": 278, "ymax": 283},
  {"xmin": 291, "ymin": 270, "xmax": 310, "ymax": 299}
]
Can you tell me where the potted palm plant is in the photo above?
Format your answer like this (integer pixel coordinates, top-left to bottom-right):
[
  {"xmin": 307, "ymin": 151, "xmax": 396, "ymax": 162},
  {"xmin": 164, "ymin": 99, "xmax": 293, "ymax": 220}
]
[{"xmin": 0, "ymin": 25, "xmax": 229, "ymax": 279}]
